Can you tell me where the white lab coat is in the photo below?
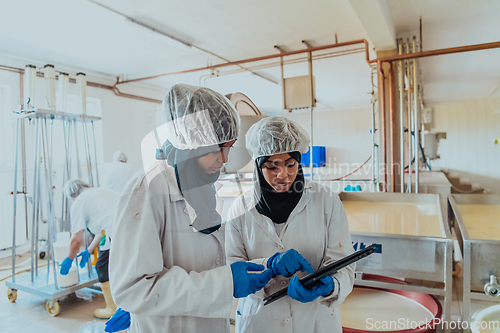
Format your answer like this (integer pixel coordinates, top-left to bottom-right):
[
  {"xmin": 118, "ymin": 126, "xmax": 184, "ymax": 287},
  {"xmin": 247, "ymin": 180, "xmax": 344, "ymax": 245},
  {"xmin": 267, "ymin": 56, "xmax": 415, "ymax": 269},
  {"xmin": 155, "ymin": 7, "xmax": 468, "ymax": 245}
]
[
  {"xmin": 98, "ymin": 161, "xmax": 136, "ymax": 195},
  {"xmin": 226, "ymin": 180, "xmax": 355, "ymax": 333},
  {"xmin": 109, "ymin": 160, "xmax": 233, "ymax": 333},
  {"xmin": 70, "ymin": 188, "xmax": 118, "ymax": 251}
]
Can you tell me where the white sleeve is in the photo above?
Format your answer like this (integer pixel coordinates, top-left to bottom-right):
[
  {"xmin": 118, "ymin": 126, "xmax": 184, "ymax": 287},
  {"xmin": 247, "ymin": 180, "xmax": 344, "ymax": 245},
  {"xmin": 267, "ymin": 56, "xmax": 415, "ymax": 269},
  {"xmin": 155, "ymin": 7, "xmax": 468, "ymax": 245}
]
[
  {"xmin": 225, "ymin": 196, "xmax": 269, "ymax": 267},
  {"xmin": 225, "ymin": 197, "xmax": 250, "ymax": 264},
  {"xmin": 109, "ymin": 177, "xmax": 233, "ymax": 318},
  {"xmin": 318, "ymin": 193, "xmax": 355, "ymax": 309}
]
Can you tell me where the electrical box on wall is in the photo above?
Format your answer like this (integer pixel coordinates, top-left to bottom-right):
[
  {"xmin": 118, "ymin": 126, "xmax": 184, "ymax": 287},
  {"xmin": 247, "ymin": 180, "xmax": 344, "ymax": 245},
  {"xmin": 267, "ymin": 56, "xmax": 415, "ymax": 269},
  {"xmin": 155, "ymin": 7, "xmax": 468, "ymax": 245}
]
[
  {"xmin": 423, "ymin": 108, "xmax": 433, "ymax": 124},
  {"xmin": 283, "ymin": 75, "xmax": 316, "ymax": 110}
]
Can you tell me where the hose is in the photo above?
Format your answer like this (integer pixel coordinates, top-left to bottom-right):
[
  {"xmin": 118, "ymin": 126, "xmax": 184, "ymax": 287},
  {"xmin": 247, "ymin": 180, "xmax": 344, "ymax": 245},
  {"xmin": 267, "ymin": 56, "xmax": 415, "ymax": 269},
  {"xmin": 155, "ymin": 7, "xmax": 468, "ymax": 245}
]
[
  {"xmin": 0, "ymin": 263, "xmax": 48, "ymax": 282},
  {"xmin": 324, "ymin": 156, "xmax": 372, "ymax": 181}
]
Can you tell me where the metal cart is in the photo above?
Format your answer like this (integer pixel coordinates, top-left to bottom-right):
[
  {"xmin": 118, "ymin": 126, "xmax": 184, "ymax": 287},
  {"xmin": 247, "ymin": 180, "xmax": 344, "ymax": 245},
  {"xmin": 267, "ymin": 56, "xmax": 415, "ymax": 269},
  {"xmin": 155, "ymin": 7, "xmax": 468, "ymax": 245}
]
[{"xmin": 6, "ymin": 109, "xmax": 100, "ymax": 316}]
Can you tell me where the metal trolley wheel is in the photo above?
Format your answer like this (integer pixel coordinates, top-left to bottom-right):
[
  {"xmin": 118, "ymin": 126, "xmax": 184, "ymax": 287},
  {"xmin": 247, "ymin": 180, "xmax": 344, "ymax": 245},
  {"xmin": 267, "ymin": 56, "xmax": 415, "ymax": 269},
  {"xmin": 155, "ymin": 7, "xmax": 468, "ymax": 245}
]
[
  {"xmin": 7, "ymin": 288, "xmax": 17, "ymax": 303},
  {"xmin": 46, "ymin": 300, "xmax": 60, "ymax": 317}
]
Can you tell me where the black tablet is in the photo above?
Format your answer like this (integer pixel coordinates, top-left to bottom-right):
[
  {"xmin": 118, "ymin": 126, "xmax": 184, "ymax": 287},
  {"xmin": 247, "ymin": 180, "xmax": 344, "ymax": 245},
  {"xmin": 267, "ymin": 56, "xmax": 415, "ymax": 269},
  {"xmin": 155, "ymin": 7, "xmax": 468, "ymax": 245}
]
[{"xmin": 263, "ymin": 244, "xmax": 378, "ymax": 306}]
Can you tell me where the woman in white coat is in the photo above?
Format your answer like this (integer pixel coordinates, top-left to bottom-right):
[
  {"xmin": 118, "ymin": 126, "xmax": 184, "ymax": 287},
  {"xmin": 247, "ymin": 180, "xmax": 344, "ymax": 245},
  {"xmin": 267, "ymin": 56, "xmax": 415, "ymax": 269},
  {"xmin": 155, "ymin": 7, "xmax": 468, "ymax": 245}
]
[
  {"xmin": 225, "ymin": 116, "xmax": 355, "ymax": 333},
  {"xmin": 108, "ymin": 84, "xmax": 272, "ymax": 333}
]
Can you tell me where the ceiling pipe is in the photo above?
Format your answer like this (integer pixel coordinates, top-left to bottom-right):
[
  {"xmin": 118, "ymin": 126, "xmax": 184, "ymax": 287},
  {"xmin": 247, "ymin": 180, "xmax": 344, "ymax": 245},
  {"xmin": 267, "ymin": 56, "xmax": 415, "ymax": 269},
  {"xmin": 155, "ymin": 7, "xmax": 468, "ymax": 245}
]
[
  {"xmin": 388, "ymin": 62, "xmax": 396, "ymax": 193},
  {"xmin": 370, "ymin": 41, "xmax": 500, "ymax": 63},
  {"xmin": 116, "ymin": 39, "xmax": 373, "ymax": 85},
  {"xmin": 0, "ymin": 64, "xmax": 23, "ymax": 74},
  {"xmin": 378, "ymin": 60, "xmax": 387, "ymax": 192},
  {"xmin": 114, "ymin": 39, "xmax": 500, "ymax": 87}
]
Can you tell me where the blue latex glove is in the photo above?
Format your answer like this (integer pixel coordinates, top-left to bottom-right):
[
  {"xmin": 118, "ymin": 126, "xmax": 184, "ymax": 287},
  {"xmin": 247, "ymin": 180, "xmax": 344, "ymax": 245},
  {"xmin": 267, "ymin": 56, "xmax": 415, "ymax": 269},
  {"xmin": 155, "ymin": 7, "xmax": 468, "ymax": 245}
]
[
  {"xmin": 77, "ymin": 249, "xmax": 91, "ymax": 268},
  {"xmin": 59, "ymin": 257, "xmax": 73, "ymax": 275},
  {"xmin": 287, "ymin": 275, "xmax": 335, "ymax": 303},
  {"xmin": 231, "ymin": 262, "xmax": 273, "ymax": 298},
  {"xmin": 268, "ymin": 249, "xmax": 314, "ymax": 277},
  {"xmin": 105, "ymin": 308, "xmax": 131, "ymax": 332}
]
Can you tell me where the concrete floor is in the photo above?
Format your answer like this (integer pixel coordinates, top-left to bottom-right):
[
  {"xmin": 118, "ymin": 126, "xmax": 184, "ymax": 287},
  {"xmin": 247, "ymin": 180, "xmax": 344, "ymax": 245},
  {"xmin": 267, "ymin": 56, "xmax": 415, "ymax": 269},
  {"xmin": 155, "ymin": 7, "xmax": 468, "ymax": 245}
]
[
  {"xmin": 0, "ymin": 287, "xmax": 115, "ymax": 332},
  {"xmin": 0, "ymin": 251, "xmax": 238, "ymax": 333},
  {"xmin": 0, "ymin": 286, "xmax": 237, "ymax": 333},
  {"xmin": 1, "ymin": 251, "xmax": 498, "ymax": 333}
]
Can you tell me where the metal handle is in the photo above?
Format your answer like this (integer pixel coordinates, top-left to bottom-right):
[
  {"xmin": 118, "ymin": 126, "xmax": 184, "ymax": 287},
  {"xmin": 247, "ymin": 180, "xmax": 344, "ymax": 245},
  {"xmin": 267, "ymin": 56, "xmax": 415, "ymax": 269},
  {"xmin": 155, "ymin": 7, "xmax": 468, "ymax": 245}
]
[{"xmin": 484, "ymin": 275, "xmax": 500, "ymax": 298}]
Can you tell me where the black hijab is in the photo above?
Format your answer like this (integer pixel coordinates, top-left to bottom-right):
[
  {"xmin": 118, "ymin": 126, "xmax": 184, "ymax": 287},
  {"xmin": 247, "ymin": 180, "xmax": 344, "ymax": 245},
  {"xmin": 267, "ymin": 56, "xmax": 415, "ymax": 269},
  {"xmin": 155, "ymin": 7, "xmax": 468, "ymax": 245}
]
[
  {"xmin": 254, "ymin": 151, "xmax": 305, "ymax": 224},
  {"xmin": 160, "ymin": 140, "xmax": 223, "ymax": 234}
]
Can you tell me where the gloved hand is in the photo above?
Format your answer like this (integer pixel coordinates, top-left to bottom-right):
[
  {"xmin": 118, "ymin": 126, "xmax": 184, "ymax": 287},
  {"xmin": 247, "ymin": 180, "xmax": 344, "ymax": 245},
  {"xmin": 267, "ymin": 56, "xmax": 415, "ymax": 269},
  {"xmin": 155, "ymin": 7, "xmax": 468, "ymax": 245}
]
[
  {"xmin": 59, "ymin": 257, "xmax": 73, "ymax": 275},
  {"xmin": 268, "ymin": 249, "xmax": 314, "ymax": 277},
  {"xmin": 287, "ymin": 275, "xmax": 335, "ymax": 303},
  {"xmin": 77, "ymin": 249, "xmax": 91, "ymax": 268},
  {"xmin": 105, "ymin": 308, "xmax": 131, "ymax": 332},
  {"xmin": 231, "ymin": 262, "xmax": 273, "ymax": 298}
]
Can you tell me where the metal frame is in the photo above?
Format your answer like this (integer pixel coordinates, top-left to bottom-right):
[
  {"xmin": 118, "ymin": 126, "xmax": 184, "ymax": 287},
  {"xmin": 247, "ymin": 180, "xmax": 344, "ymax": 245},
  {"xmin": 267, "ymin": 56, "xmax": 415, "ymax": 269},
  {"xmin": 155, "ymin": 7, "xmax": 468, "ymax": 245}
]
[
  {"xmin": 339, "ymin": 192, "xmax": 453, "ymax": 330},
  {"xmin": 7, "ymin": 109, "xmax": 100, "ymax": 313},
  {"xmin": 448, "ymin": 194, "xmax": 500, "ymax": 325}
]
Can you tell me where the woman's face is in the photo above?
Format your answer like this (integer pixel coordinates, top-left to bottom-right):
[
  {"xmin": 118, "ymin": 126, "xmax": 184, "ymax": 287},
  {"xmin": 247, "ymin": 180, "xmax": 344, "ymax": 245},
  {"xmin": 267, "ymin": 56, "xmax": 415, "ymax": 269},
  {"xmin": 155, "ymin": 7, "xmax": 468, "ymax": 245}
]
[
  {"xmin": 197, "ymin": 140, "xmax": 236, "ymax": 174},
  {"xmin": 261, "ymin": 153, "xmax": 299, "ymax": 193}
]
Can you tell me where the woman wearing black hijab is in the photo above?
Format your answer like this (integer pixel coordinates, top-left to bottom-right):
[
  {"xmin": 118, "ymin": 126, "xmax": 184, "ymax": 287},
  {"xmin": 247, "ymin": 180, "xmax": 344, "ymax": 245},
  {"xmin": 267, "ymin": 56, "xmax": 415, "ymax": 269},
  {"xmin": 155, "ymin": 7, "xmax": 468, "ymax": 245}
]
[
  {"xmin": 107, "ymin": 84, "xmax": 272, "ymax": 333},
  {"xmin": 225, "ymin": 116, "xmax": 355, "ymax": 333}
]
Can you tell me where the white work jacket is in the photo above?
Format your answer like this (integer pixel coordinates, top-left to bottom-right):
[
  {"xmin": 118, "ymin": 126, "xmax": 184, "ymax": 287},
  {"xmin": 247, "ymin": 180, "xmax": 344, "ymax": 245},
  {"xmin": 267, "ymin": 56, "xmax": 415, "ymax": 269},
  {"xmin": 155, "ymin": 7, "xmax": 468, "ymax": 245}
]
[
  {"xmin": 109, "ymin": 160, "xmax": 233, "ymax": 333},
  {"xmin": 70, "ymin": 188, "xmax": 118, "ymax": 251},
  {"xmin": 226, "ymin": 180, "xmax": 354, "ymax": 333}
]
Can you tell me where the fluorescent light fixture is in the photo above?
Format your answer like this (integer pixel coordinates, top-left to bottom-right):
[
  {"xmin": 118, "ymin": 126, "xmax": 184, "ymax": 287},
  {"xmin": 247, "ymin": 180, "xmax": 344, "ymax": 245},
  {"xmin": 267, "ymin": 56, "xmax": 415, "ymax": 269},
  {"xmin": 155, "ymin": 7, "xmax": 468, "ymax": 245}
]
[{"xmin": 126, "ymin": 17, "xmax": 192, "ymax": 51}]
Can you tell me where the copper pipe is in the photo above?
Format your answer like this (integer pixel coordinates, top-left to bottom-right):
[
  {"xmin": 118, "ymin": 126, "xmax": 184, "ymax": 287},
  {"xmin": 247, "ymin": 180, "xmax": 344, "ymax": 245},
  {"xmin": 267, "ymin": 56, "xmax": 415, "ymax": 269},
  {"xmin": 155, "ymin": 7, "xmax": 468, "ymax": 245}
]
[
  {"xmin": 371, "ymin": 41, "xmax": 500, "ymax": 63},
  {"xmin": 219, "ymin": 48, "xmax": 365, "ymax": 76},
  {"xmin": 419, "ymin": 16, "xmax": 423, "ymax": 52},
  {"xmin": 275, "ymin": 45, "xmax": 287, "ymax": 109},
  {"xmin": 363, "ymin": 39, "xmax": 371, "ymax": 66},
  {"xmin": 117, "ymin": 39, "xmax": 373, "ymax": 85},
  {"xmin": 388, "ymin": 62, "xmax": 395, "ymax": 192},
  {"xmin": 378, "ymin": 60, "xmax": 387, "ymax": 192},
  {"xmin": 0, "ymin": 64, "xmax": 23, "ymax": 73},
  {"xmin": 0, "ymin": 65, "xmax": 23, "ymax": 74},
  {"xmin": 111, "ymin": 84, "xmax": 162, "ymax": 104}
]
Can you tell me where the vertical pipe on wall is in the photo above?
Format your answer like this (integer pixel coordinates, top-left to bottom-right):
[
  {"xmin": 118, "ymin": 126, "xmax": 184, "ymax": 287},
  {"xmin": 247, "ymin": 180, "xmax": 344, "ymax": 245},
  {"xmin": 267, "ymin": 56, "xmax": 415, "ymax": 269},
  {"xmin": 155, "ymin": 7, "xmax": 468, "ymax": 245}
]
[
  {"xmin": 306, "ymin": 46, "xmax": 315, "ymax": 180},
  {"xmin": 398, "ymin": 42, "xmax": 405, "ymax": 193},
  {"xmin": 388, "ymin": 62, "xmax": 395, "ymax": 192},
  {"xmin": 406, "ymin": 40, "xmax": 413, "ymax": 193},
  {"xmin": 413, "ymin": 37, "xmax": 419, "ymax": 193},
  {"xmin": 275, "ymin": 46, "xmax": 287, "ymax": 110},
  {"xmin": 371, "ymin": 69, "xmax": 377, "ymax": 191},
  {"xmin": 378, "ymin": 60, "xmax": 387, "ymax": 192}
]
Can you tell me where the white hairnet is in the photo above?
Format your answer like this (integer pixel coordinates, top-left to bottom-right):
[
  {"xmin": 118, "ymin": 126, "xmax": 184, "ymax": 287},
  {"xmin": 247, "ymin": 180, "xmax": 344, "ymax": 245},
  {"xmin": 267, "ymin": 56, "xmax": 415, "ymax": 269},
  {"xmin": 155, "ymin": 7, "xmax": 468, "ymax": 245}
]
[
  {"xmin": 63, "ymin": 179, "xmax": 91, "ymax": 199},
  {"xmin": 160, "ymin": 84, "xmax": 240, "ymax": 149},
  {"xmin": 112, "ymin": 150, "xmax": 127, "ymax": 163},
  {"xmin": 245, "ymin": 116, "xmax": 310, "ymax": 159}
]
